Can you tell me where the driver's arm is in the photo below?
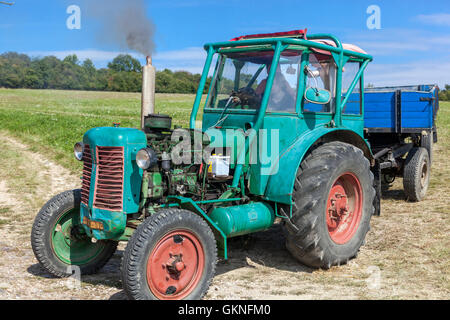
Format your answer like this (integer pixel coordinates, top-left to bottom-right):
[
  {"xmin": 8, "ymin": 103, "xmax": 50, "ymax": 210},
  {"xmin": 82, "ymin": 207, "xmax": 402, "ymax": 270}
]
[{"xmin": 255, "ymin": 79, "xmax": 267, "ymax": 97}]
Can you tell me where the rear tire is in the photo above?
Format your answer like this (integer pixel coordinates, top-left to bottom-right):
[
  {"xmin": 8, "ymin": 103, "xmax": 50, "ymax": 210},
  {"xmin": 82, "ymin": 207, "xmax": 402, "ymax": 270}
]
[
  {"xmin": 284, "ymin": 142, "xmax": 375, "ymax": 269},
  {"xmin": 403, "ymin": 147, "xmax": 430, "ymax": 202},
  {"xmin": 121, "ymin": 209, "xmax": 217, "ymax": 300},
  {"xmin": 31, "ymin": 189, "xmax": 118, "ymax": 277}
]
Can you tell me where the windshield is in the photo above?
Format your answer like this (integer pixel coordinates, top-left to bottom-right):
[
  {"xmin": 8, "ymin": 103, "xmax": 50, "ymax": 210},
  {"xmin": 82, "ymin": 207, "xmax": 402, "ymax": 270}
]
[
  {"xmin": 206, "ymin": 51, "xmax": 273, "ymax": 110},
  {"xmin": 205, "ymin": 50, "xmax": 302, "ymax": 113}
]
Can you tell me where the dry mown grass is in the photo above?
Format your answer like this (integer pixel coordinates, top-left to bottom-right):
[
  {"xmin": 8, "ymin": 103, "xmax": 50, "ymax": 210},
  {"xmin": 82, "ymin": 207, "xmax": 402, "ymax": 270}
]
[{"xmin": 0, "ymin": 91, "xmax": 448, "ymax": 300}]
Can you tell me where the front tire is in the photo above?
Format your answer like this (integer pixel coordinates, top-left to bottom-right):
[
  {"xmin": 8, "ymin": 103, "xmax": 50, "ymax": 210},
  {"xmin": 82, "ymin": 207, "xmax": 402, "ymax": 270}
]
[
  {"xmin": 284, "ymin": 142, "xmax": 375, "ymax": 269},
  {"xmin": 31, "ymin": 189, "xmax": 118, "ymax": 277},
  {"xmin": 121, "ymin": 209, "xmax": 217, "ymax": 300}
]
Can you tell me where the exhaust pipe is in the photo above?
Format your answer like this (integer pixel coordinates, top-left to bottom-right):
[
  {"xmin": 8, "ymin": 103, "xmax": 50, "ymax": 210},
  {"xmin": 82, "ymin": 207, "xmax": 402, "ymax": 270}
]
[{"xmin": 141, "ymin": 56, "xmax": 156, "ymax": 130}]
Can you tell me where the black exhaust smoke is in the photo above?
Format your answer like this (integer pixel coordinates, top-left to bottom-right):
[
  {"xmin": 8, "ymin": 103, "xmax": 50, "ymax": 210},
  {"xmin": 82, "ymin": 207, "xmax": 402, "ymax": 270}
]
[
  {"xmin": 83, "ymin": 0, "xmax": 155, "ymax": 56},
  {"xmin": 83, "ymin": 0, "xmax": 157, "ymax": 129}
]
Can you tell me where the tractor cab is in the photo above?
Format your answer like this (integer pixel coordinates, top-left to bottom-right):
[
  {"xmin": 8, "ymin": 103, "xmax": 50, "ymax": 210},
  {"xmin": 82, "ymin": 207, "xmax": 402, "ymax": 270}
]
[
  {"xmin": 195, "ymin": 29, "xmax": 370, "ymax": 129},
  {"xmin": 192, "ymin": 29, "xmax": 373, "ymax": 200}
]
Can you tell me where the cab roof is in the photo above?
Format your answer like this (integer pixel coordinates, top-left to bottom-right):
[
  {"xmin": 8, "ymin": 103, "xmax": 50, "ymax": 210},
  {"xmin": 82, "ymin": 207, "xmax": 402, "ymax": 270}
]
[{"xmin": 229, "ymin": 28, "xmax": 367, "ymax": 56}]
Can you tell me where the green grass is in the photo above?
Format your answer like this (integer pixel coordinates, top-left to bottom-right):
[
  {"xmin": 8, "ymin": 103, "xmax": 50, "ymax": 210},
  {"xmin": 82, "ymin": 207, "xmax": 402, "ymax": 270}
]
[
  {"xmin": 436, "ymin": 101, "xmax": 450, "ymax": 148},
  {"xmin": 0, "ymin": 89, "xmax": 200, "ymax": 173}
]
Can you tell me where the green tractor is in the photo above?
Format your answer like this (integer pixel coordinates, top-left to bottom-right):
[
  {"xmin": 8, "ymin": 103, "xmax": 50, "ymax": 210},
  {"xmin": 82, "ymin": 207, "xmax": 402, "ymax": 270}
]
[{"xmin": 32, "ymin": 30, "xmax": 378, "ymax": 300}]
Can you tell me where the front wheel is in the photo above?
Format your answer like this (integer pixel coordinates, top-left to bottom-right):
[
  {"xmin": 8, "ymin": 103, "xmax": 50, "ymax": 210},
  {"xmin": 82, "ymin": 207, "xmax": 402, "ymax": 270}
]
[
  {"xmin": 121, "ymin": 209, "xmax": 217, "ymax": 300},
  {"xmin": 284, "ymin": 142, "xmax": 375, "ymax": 269},
  {"xmin": 31, "ymin": 189, "xmax": 118, "ymax": 277}
]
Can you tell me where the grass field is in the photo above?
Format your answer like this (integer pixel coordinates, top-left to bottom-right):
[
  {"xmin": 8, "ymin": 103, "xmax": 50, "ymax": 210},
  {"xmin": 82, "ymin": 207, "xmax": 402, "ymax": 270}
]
[
  {"xmin": 0, "ymin": 88, "xmax": 448, "ymax": 300},
  {"xmin": 0, "ymin": 89, "xmax": 199, "ymax": 173}
]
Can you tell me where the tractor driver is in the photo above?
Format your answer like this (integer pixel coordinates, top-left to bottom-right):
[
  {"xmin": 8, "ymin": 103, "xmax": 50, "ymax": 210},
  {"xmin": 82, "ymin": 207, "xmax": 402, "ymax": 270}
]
[{"xmin": 255, "ymin": 63, "xmax": 296, "ymax": 112}]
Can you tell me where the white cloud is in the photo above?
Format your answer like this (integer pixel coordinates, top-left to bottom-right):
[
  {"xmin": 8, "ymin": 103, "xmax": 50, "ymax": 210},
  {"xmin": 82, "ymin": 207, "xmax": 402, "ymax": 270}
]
[
  {"xmin": 416, "ymin": 14, "xmax": 450, "ymax": 27},
  {"xmin": 355, "ymin": 41, "xmax": 430, "ymax": 56},
  {"xmin": 365, "ymin": 60, "xmax": 450, "ymax": 88},
  {"xmin": 349, "ymin": 29, "xmax": 450, "ymax": 87},
  {"xmin": 344, "ymin": 28, "xmax": 450, "ymax": 56},
  {"xmin": 153, "ymin": 47, "xmax": 205, "ymax": 61}
]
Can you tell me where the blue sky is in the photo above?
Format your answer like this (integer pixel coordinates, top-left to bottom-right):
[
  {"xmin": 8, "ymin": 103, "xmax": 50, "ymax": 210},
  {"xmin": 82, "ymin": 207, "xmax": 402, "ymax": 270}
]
[{"xmin": 1, "ymin": 0, "xmax": 449, "ymax": 87}]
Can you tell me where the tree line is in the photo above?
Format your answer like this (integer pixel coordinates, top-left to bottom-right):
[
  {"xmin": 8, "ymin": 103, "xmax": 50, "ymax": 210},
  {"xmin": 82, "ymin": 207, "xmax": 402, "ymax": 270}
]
[
  {"xmin": 438, "ymin": 85, "xmax": 450, "ymax": 102},
  {"xmin": 0, "ymin": 52, "xmax": 211, "ymax": 93}
]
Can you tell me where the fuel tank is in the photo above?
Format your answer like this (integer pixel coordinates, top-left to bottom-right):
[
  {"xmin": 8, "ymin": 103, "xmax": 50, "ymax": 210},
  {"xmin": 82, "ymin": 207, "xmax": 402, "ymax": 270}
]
[{"xmin": 209, "ymin": 202, "xmax": 274, "ymax": 238}]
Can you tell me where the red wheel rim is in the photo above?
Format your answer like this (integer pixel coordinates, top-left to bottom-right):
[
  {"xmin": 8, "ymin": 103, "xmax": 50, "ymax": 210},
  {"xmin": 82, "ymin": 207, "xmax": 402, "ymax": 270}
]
[
  {"xmin": 326, "ymin": 172, "xmax": 363, "ymax": 244},
  {"xmin": 146, "ymin": 230, "xmax": 205, "ymax": 300}
]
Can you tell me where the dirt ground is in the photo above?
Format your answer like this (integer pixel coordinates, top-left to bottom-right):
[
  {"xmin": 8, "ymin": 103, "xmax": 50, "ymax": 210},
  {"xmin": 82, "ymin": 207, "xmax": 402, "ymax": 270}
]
[{"xmin": 0, "ymin": 131, "xmax": 448, "ymax": 300}]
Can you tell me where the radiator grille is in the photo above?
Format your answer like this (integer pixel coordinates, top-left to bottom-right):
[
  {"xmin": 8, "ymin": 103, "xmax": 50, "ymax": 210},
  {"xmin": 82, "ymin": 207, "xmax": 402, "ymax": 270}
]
[
  {"xmin": 81, "ymin": 144, "xmax": 92, "ymax": 205},
  {"xmin": 93, "ymin": 146, "xmax": 124, "ymax": 211}
]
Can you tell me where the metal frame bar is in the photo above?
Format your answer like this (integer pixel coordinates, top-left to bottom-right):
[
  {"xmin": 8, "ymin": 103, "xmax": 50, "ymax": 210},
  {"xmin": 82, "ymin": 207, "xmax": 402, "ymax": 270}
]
[{"xmin": 190, "ymin": 34, "xmax": 373, "ymax": 129}]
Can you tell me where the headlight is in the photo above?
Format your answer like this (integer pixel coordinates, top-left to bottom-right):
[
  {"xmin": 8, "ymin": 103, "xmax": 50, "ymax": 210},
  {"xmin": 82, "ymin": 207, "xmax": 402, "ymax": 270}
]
[
  {"xmin": 74, "ymin": 142, "xmax": 84, "ymax": 161},
  {"xmin": 136, "ymin": 148, "xmax": 157, "ymax": 169}
]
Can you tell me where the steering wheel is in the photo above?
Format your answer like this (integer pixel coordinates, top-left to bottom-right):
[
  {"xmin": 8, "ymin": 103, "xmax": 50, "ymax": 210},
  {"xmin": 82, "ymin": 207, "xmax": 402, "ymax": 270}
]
[{"xmin": 230, "ymin": 87, "xmax": 259, "ymax": 109}]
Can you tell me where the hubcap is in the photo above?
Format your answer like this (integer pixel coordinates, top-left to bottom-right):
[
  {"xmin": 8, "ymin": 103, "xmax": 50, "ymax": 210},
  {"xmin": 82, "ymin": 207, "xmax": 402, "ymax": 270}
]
[
  {"xmin": 51, "ymin": 209, "xmax": 105, "ymax": 265},
  {"xmin": 420, "ymin": 161, "xmax": 428, "ymax": 188},
  {"xmin": 326, "ymin": 172, "xmax": 363, "ymax": 244},
  {"xmin": 146, "ymin": 230, "xmax": 204, "ymax": 300}
]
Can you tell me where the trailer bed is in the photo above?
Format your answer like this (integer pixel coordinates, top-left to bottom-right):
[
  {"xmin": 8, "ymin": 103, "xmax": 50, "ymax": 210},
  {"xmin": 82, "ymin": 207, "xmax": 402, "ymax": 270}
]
[{"xmin": 362, "ymin": 85, "xmax": 439, "ymax": 134}]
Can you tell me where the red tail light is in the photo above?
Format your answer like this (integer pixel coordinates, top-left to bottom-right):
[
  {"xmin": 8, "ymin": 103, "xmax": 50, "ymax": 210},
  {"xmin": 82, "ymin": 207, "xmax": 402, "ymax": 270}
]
[{"xmin": 93, "ymin": 146, "xmax": 124, "ymax": 211}]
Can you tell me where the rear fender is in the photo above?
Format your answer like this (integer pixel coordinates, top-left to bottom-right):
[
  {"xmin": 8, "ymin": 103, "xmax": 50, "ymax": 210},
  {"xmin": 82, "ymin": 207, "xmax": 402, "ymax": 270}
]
[{"xmin": 263, "ymin": 128, "xmax": 373, "ymax": 205}]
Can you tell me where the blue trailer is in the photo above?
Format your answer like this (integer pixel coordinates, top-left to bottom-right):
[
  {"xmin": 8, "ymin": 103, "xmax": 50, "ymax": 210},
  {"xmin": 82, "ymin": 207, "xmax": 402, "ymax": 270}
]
[
  {"xmin": 359, "ymin": 84, "xmax": 439, "ymax": 206},
  {"xmin": 363, "ymin": 84, "xmax": 438, "ymax": 135}
]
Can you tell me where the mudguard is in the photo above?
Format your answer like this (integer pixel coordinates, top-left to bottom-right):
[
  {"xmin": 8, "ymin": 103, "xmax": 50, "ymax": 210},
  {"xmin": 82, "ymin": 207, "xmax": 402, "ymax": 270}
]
[{"xmin": 263, "ymin": 127, "xmax": 373, "ymax": 205}]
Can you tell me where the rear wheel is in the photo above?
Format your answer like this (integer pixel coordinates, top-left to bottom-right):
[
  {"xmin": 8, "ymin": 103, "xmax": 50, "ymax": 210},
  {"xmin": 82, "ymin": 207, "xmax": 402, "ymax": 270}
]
[
  {"xmin": 121, "ymin": 209, "xmax": 217, "ymax": 300},
  {"xmin": 31, "ymin": 189, "xmax": 118, "ymax": 277},
  {"xmin": 403, "ymin": 147, "xmax": 430, "ymax": 202},
  {"xmin": 284, "ymin": 142, "xmax": 375, "ymax": 268}
]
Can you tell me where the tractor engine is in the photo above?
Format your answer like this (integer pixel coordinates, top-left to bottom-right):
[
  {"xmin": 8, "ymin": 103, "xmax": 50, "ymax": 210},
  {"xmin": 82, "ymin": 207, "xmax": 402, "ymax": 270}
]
[{"xmin": 77, "ymin": 56, "xmax": 225, "ymax": 240}]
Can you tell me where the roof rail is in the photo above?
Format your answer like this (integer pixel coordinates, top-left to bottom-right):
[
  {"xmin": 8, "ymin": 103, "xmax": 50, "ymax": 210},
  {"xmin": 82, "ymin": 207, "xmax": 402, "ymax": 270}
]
[{"xmin": 230, "ymin": 29, "xmax": 307, "ymax": 41}]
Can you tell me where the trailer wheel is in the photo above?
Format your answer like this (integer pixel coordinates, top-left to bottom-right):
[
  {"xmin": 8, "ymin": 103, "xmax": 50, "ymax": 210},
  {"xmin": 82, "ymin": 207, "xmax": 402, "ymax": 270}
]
[
  {"xmin": 403, "ymin": 147, "xmax": 430, "ymax": 202},
  {"xmin": 31, "ymin": 189, "xmax": 118, "ymax": 277},
  {"xmin": 284, "ymin": 142, "xmax": 375, "ymax": 269},
  {"xmin": 121, "ymin": 209, "xmax": 217, "ymax": 300}
]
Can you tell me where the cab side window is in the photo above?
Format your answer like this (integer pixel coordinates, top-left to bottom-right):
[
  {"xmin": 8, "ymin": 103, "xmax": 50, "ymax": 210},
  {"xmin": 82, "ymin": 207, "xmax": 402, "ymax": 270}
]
[
  {"xmin": 303, "ymin": 54, "xmax": 336, "ymax": 113},
  {"xmin": 342, "ymin": 62, "xmax": 361, "ymax": 115},
  {"xmin": 266, "ymin": 51, "xmax": 302, "ymax": 113}
]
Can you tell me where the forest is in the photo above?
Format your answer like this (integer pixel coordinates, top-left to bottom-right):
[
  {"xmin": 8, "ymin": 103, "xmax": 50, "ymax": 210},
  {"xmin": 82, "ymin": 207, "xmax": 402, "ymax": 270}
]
[{"xmin": 0, "ymin": 52, "xmax": 210, "ymax": 94}]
